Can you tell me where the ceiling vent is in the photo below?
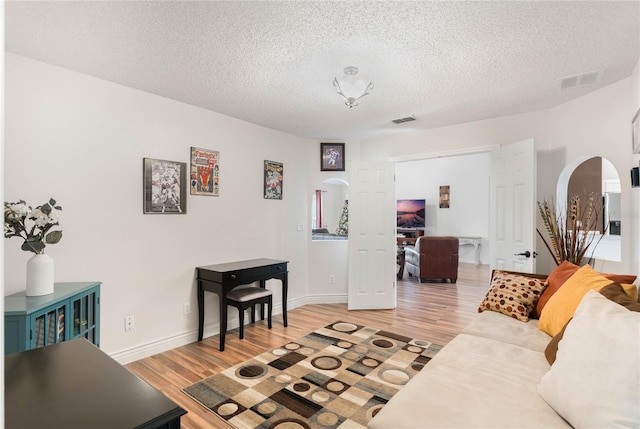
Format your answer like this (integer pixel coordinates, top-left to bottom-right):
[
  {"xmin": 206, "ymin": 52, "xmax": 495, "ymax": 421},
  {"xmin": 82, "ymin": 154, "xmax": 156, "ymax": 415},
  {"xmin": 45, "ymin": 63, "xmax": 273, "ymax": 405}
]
[
  {"xmin": 558, "ymin": 70, "xmax": 603, "ymax": 91},
  {"xmin": 392, "ymin": 116, "xmax": 416, "ymax": 124}
]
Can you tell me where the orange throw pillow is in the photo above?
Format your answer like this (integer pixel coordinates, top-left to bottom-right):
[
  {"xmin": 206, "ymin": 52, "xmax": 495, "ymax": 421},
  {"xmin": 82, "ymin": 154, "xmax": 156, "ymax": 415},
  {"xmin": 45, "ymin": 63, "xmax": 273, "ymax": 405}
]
[
  {"xmin": 533, "ymin": 261, "xmax": 638, "ymax": 319},
  {"xmin": 538, "ymin": 264, "xmax": 614, "ymax": 336},
  {"xmin": 533, "ymin": 261, "xmax": 579, "ymax": 318}
]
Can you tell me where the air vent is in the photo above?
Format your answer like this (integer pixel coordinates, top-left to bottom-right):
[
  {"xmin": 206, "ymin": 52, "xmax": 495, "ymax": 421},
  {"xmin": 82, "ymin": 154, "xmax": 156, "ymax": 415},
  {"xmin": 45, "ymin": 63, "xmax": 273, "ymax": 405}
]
[
  {"xmin": 558, "ymin": 70, "xmax": 603, "ymax": 91},
  {"xmin": 392, "ymin": 116, "xmax": 416, "ymax": 124}
]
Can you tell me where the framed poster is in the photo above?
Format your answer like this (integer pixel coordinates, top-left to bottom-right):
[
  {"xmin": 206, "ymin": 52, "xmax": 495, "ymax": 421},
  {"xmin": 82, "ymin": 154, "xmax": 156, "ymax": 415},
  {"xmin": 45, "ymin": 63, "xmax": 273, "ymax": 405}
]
[
  {"xmin": 439, "ymin": 185, "xmax": 450, "ymax": 209},
  {"xmin": 264, "ymin": 160, "xmax": 283, "ymax": 200},
  {"xmin": 143, "ymin": 158, "xmax": 187, "ymax": 214},
  {"xmin": 320, "ymin": 143, "xmax": 345, "ymax": 171},
  {"xmin": 633, "ymin": 108, "xmax": 640, "ymax": 154},
  {"xmin": 190, "ymin": 147, "xmax": 219, "ymax": 196}
]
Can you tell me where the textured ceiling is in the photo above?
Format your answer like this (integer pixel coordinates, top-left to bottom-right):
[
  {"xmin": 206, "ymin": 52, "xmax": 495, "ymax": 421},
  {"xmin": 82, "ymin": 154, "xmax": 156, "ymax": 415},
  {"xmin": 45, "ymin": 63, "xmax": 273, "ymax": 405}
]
[{"xmin": 5, "ymin": 1, "xmax": 640, "ymax": 143}]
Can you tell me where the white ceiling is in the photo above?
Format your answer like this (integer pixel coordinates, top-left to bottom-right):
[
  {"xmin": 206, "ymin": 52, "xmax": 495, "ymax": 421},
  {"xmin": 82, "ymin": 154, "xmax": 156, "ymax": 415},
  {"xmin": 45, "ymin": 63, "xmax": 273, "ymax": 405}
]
[{"xmin": 5, "ymin": 1, "xmax": 640, "ymax": 143}]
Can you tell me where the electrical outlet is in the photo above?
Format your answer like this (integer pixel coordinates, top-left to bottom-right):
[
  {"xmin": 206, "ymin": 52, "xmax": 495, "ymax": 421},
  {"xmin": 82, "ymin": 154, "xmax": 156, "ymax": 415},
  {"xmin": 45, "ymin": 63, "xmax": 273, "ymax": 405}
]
[
  {"xmin": 329, "ymin": 275, "xmax": 335, "ymax": 284},
  {"xmin": 183, "ymin": 302, "xmax": 191, "ymax": 315},
  {"xmin": 124, "ymin": 315, "xmax": 135, "ymax": 331},
  {"xmin": 297, "ymin": 223, "xmax": 303, "ymax": 231}
]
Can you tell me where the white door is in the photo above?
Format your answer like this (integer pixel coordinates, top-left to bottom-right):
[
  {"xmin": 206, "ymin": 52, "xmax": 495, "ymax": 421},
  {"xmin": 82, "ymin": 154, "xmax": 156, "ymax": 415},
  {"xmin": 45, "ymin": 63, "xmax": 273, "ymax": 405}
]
[
  {"xmin": 348, "ymin": 161, "xmax": 396, "ymax": 310},
  {"xmin": 489, "ymin": 139, "xmax": 536, "ymax": 273}
]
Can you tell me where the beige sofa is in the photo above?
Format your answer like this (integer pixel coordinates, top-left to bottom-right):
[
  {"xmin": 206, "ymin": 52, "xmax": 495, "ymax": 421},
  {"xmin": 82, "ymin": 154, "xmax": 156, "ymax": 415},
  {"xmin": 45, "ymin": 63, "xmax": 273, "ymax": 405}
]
[
  {"xmin": 369, "ymin": 268, "xmax": 639, "ymax": 429},
  {"xmin": 369, "ymin": 310, "xmax": 568, "ymax": 428}
]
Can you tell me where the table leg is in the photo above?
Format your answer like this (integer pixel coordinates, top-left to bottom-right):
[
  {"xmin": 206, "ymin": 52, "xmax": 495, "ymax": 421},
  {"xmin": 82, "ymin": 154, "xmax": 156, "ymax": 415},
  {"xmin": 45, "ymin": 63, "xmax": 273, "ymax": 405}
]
[
  {"xmin": 219, "ymin": 292, "xmax": 227, "ymax": 351},
  {"xmin": 197, "ymin": 281, "xmax": 205, "ymax": 341},
  {"xmin": 282, "ymin": 272, "xmax": 288, "ymax": 327},
  {"xmin": 259, "ymin": 280, "xmax": 266, "ymax": 320},
  {"xmin": 397, "ymin": 251, "xmax": 405, "ymax": 280}
]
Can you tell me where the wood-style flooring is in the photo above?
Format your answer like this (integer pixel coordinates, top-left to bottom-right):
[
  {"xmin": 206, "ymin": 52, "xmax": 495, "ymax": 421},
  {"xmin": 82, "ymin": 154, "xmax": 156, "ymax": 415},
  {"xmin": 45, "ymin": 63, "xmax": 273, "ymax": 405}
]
[{"xmin": 126, "ymin": 262, "xmax": 491, "ymax": 429}]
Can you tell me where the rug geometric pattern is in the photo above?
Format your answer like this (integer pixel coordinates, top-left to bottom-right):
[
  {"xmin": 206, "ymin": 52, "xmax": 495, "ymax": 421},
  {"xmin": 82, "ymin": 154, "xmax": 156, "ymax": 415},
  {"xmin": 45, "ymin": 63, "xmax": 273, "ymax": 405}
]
[{"xmin": 183, "ymin": 321, "xmax": 442, "ymax": 429}]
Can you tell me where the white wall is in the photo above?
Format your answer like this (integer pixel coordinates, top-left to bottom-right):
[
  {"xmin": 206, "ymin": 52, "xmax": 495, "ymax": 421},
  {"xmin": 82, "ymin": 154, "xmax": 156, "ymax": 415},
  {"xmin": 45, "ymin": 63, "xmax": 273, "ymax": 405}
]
[
  {"xmin": 360, "ymin": 77, "xmax": 638, "ymax": 277},
  {"xmin": 396, "ymin": 153, "xmax": 490, "ymax": 264},
  {"xmin": 630, "ymin": 58, "xmax": 640, "ymax": 277},
  {"xmin": 544, "ymin": 78, "xmax": 634, "ymax": 274},
  {"xmin": 4, "ymin": 54, "xmax": 313, "ymax": 362}
]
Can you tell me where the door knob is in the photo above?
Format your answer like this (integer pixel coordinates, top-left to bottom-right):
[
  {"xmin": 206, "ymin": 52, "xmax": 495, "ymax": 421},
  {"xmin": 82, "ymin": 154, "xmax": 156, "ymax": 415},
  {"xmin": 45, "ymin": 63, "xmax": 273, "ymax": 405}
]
[{"xmin": 514, "ymin": 251, "xmax": 532, "ymax": 258}]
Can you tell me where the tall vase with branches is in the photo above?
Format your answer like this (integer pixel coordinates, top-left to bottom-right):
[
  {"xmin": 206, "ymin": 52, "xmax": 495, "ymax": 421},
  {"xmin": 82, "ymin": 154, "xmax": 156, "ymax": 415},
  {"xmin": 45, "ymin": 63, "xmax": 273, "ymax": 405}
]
[{"xmin": 537, "ymin": 193, "xmax": 603, "ymax": 266}]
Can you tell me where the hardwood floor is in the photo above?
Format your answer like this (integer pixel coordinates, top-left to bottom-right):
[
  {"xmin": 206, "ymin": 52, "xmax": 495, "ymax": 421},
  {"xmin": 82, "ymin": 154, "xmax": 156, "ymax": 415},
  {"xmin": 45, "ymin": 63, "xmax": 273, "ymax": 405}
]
[{"xmin": 126, "ymin": 263, "xmax": 491, "ymax": 429}]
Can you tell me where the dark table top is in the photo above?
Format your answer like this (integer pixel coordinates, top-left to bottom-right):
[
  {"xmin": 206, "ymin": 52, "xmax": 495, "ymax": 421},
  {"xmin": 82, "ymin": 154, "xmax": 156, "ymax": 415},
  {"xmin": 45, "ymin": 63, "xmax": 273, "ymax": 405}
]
[
  {"xmin": 5, "ymin": 338, "xmax": 186, "ymax": 429},
  {"xmin": 197, "ymin": 258, "xmax": 288, "ymax": 273}
]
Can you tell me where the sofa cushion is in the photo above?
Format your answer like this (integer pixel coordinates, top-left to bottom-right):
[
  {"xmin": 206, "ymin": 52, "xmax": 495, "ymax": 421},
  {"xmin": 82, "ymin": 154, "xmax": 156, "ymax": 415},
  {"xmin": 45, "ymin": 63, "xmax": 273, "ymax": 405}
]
[
  {"xmin": 537, "ymin": 264, "xmax": 612, "ymax": 336},
  {"xmin": 463, "ymin": 310, "xmax": 551, "ymax": 353},
  {"xmin": 544, "ymin": 282, "xmax": 640, "ymax": 365},
  {"xmin": 369, "ymin": 333, "xmax": 570, "ymax": 429},
  {"xmin": 534, "ymin": 260, "xmax": 637, "ymax": 318},
  {"xmin": 538, "ymin": 290, "xmax": 640, "ymax": 428},
  {"xmin": 478, "ymin": 270, "xmax": 547, "ymax": 322},
  {"xmin": 600, "ymin": 282, "xmax": 640, "ymax": 310}
]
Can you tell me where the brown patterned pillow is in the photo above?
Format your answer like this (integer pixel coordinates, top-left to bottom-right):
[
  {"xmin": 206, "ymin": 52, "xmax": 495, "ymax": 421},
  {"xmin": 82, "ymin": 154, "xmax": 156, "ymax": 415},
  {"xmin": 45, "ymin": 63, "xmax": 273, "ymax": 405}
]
[{"xmin": 478, "ymin": 270, "xmax": 548, "ymax": 322}]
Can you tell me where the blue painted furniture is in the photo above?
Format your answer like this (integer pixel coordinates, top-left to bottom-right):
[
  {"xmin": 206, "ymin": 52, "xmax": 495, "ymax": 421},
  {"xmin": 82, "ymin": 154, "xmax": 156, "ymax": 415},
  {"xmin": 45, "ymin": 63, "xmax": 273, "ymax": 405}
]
[{"xmin": 4, "ymin": 281, "xmax": 101, "ymax": 355}]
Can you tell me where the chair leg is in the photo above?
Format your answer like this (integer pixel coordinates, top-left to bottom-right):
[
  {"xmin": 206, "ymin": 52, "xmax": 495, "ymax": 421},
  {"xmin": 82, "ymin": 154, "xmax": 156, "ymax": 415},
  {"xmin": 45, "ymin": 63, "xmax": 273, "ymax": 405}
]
[
  {"xmin": 250, "ymin": 304, "xmax": 256, "ymax": 324},
  {"xmin": 238, "ymin": 305, "xmax": 245, "ymax": 340},
  {"xmin": 267, "ymin": 296, "xmax": 272, "ymax": 330}
]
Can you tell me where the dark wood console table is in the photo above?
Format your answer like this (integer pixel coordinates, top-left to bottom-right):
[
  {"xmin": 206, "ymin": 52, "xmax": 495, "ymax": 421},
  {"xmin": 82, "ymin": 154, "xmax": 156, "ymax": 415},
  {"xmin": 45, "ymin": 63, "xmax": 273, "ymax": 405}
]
[
  {"xmin": 197, "ymin": 258, "xmax": 289, "ymax": 351},
  {"xmin": 5, "ymin": 338, "xmax": 186, "ymax": 429}
]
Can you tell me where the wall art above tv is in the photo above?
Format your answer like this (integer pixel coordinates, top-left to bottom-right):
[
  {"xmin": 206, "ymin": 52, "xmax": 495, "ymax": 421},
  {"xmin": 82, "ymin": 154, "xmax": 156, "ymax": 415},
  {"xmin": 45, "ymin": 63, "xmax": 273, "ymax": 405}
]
[{"xmin": 396, "ymin": 199, "xmax": 425, "ymax": 229}]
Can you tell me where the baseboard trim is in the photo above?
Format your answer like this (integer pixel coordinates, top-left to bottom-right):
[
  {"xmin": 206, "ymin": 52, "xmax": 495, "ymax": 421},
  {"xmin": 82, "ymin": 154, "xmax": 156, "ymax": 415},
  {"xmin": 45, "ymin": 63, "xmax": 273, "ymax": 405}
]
[{"xmin": 110, "ymin": 294, "xmax": 347, "ymax": 364}]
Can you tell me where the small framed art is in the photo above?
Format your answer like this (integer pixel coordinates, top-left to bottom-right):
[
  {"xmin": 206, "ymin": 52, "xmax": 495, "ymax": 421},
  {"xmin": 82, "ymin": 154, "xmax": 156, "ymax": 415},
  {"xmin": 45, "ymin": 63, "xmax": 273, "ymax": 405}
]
[
  {"xmin": 633, "ymin": 108, "xmax": 640, "ymax": 154},
  {"xmin": 264, "ymin": 160, "xmax": 283, "ymax": 200},
  {"xmin": 190, "ymin": 147, "xmax": 220, "ymax": 196},
  {"xmin": 143, "ymin": 158, "xmax": 187, "ymax": 214},
  {"xmin": 439, "ymin": 185, "xmax": 450, "ymax": 209},
  {"xmin": 320, "ymin": 143, "xmax": 345, "ymax": 171}
]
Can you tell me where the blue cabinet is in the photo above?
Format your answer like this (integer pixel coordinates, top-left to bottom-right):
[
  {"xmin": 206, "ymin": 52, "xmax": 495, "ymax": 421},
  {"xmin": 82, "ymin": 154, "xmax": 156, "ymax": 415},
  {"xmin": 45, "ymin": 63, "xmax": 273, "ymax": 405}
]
[{"xmin": 5, "ymin": 282, "xmax": 101, "ymax": 355}]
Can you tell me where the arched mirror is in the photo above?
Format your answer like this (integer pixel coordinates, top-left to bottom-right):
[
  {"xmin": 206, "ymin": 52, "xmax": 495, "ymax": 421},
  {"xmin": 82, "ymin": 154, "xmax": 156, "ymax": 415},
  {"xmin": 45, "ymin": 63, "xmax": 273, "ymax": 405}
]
[
  {"xmin": 311, "ymin": 178, "xmax": 348, "ymax": 240},
  {"xmin": 556, "ymin": 156, "xmax": 621, "ymax": 261}
]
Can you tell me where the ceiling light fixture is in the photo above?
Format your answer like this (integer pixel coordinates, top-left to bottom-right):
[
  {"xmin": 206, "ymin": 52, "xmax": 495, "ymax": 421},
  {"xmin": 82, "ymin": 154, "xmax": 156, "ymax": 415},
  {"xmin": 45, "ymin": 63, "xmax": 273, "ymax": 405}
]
[{"xmin": 333, "ymin": 66, "xmax": 374, "ymax": 108}]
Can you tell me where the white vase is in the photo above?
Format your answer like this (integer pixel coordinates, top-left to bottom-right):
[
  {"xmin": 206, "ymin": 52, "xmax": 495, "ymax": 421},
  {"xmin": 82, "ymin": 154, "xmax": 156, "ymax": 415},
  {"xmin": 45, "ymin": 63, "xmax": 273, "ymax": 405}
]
[{"xmin": 26, "ymin": 253, "xmax": 54, "ymax": 296}]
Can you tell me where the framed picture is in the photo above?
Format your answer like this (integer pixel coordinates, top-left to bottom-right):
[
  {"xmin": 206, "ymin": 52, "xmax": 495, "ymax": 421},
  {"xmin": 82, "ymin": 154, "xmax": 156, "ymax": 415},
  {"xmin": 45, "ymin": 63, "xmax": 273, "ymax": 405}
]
[
  {"xmin": 143, "ymin": 158, "xmax": 187, "ymax": 214},
  {"xmin": 320, "ymin": 143, "xmax": 345, "ymax": 171},
  {"xmin": 439, "ymin": 185, "xmax": 450, "ymax": 209},
  {"xmin": 633, "ymin": 108, "xmax": 640, "ymax": 154},
  {"xmin": 264, "ymin": 160, "xmax": 283, "ymax": 200},
  {"xmin": 190, "ymin": 147, "xmax": 219, "ymax": 196}
]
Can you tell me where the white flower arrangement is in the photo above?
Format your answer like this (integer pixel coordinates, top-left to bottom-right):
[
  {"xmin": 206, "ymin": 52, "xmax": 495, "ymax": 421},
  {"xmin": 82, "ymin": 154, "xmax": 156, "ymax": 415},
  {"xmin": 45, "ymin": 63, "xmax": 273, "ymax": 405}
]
[{"xmin": 4, "ymin": 198, "xmax": 63, "ymax": 254}]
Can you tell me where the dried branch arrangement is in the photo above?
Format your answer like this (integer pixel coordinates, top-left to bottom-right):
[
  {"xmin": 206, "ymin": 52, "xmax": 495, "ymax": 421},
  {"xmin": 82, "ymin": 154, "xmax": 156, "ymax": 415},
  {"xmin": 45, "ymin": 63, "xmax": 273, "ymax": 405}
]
[{"xmin": 537, "ymin": 193, "xmax": 603, "ymax": 266}]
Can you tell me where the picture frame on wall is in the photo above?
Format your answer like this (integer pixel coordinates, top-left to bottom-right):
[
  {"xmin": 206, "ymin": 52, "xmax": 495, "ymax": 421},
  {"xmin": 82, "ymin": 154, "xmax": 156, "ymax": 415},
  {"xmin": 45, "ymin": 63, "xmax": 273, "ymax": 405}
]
[
  {"xmin": 264, "ymin": 160, "xmax": 283, "ymax": 200},
  {"xmin": 439, "ymin": 185, "xmax": 450, "ymax": 208},
  {"xmin": 320, "ymin": 143, "xmax": 345, "ymax": 171},
  {"xmin": 633, "ymin": 108, "xmax": 640, "ymax": 154},
  {"xmin": 190, "ymin": 147, "xmax": 219, "ymax": 196},
  {"xmin": 143, "ymin": 158, "xmax": 187, "ymax": 214}
]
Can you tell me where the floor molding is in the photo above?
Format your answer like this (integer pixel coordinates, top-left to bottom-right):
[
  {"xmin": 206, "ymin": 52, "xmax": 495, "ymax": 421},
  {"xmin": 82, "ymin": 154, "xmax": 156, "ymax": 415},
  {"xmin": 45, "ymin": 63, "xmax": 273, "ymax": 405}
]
[{"xmin": 110, "ymin": 293, "xmax": 346, "ymax": 364}]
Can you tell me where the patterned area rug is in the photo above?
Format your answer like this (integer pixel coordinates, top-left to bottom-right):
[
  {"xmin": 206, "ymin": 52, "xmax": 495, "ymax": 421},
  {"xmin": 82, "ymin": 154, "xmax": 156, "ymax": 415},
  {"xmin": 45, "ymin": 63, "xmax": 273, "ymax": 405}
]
[{"xmin": 183, "ymin": 321, "xmax": 442, "ymax": 429}]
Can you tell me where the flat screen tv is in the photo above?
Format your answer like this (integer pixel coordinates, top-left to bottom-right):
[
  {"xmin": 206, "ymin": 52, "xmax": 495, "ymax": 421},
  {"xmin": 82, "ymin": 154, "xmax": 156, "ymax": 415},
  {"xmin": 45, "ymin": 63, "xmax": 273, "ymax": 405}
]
[{"xmin": 396, "ymin": 199, "xmax": 426, "ymax": 229}]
